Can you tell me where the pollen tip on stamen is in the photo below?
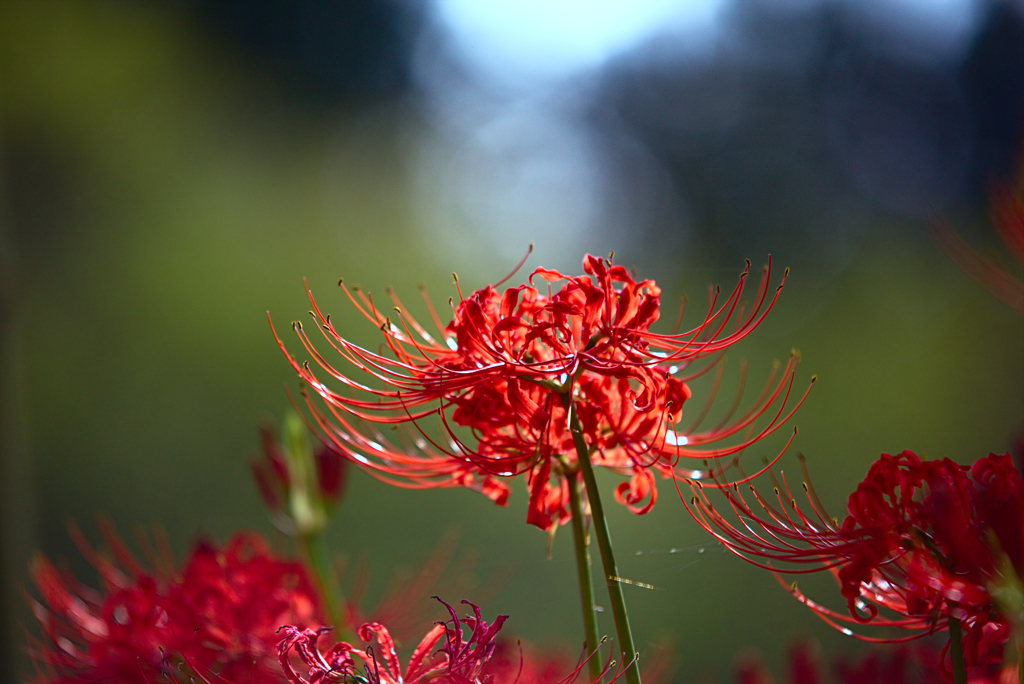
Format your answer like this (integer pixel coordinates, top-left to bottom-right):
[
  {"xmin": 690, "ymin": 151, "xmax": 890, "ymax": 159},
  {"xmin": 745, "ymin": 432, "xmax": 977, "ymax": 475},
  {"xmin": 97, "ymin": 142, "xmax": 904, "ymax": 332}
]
[
  {"xmin": 452, "ymin": 272, "xmax": 459, "ymax": 283},
  {"xmin": 417, "ymin": 281, "xmax": 426, "ymax": 291},
  {"xmin": 784, "ymin": 267, "xmax": 790, "ymax": 277},
  {"xmin": 292, "ymin": 321, "xmax": 302, "ymax": 331},
  {"xmin": 802, "ymin": 482, "xmax": 809, "ymax": 492},
  {"xmin": 338, "ymin": 278, "xmax": 344, "ymax": 286},
  {"xmin": 325, "ymin": 314, "xmax": 330, "ymax": 325},
  {"xmin": 773, "ymin": 487, "xmax": 780, "ymax": 495},
  {"xmin": 385, "ymin": 285, "xmax": 394, "ymax": 295},
  {"xmin": 308, "ymin": 310, "xmax": 315, "ymax": 318},
  {"xmin": 810, "ymin": 375, "xmax": 818, "ymax": 383}
]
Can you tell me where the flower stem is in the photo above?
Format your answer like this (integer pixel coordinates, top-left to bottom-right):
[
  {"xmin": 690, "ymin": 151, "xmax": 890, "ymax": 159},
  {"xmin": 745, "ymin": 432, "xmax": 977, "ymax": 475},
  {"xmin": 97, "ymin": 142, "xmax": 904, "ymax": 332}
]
[
  {"xmin": 300, "ymin": 531, "xmax": 351, "ymax": 641},
  {"xmin": 564, "ymin": 397, "xmax": 642, "ymax": 684},
  {"xmin": 564, "ymin": 464, "xmax": 604, "ymax": 683},
  {"xmin": 948, "ymin": 617, "xmax": 966, "ymax": 684}
]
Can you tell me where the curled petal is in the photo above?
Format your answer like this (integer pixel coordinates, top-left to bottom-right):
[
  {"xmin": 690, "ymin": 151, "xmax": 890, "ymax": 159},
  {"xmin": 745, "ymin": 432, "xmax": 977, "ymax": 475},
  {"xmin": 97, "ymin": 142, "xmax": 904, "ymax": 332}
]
[{"xmin": 613, "ymin": 469, "xmax": 657, "ymax": 515}]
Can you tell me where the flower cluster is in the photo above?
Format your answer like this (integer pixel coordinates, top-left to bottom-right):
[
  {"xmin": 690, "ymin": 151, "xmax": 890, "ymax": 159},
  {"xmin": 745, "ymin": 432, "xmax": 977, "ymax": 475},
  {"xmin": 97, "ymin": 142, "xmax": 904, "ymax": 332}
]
[
  {"xmin": 274, "ymin": 254, "xmax": 811, "ymax": 528},
  {"xmin": 29, "ymin": 530, "xmax": 321, "ymax": 684},
  {"xmin": 682, "ymin": 451, "xmax": 1023, "ymax": 675},
  {"xmin": 27, "ymin": 526, "xmax": 490, "ymax": 684},
  {"xmin": 29, "ymin": 234, "xmax": 1019, "ymax": 684}
]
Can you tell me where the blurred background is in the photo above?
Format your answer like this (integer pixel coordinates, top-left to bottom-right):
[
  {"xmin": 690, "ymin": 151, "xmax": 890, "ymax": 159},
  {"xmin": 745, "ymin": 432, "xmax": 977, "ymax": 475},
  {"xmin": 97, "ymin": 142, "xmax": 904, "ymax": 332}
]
[{"xmin": 1, "ymin": 0, "xmax": 1021, "ymax": 681}]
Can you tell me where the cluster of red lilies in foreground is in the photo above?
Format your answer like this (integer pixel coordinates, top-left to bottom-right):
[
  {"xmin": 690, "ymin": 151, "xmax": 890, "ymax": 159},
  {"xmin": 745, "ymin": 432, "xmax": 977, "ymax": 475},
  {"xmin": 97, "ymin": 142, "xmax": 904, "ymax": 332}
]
[{"xmin": 25, "ymin": 179, "xmax": 1022, "ymax": 684}]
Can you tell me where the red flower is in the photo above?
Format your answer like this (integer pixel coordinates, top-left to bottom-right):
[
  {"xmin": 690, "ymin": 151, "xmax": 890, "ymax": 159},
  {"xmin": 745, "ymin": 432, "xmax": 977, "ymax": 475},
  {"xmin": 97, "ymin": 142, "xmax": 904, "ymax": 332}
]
[
  {"xmin": 733, "ymin": 641, "xmax": 1012, "ymax": 684},
  {"xmin": 252, "ymin": 415, "xmax": 349, "ymax": 536},
  {"xmin": 277, "ymin": 598, "xmax": 641, "ymax": 684},
  {"xmin": 28, "ymin": 528, "xmax": 492, "ymax": 684},
  {"xmin": 935, "ymin": 176, "xmax": 1024, "ymax": 315},
  {"xmin": 681, "ymin": 452, "xmax": 1023, "ymax": 676},
  {"xmin": 273, "ymin": 253, "xmax": 812, "ymax": 528},
  {"xmin": 277, "ymin": 598, "xmax": 505, "ymax": 684},
  {"xmin": 29, "ymin": 529, "xmax": 320, "ymax": 684}
]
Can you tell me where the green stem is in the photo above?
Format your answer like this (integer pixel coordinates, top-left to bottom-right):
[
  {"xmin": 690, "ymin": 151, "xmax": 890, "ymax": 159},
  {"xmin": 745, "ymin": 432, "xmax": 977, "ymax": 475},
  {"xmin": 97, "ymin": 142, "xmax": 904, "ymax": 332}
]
[
  {"xmin": 564, "ymin": 396, "xmax": 642, "ymax": 684},
  {"xmin": 300, "ymin": 531, "xmax": 351, "ymax": 641},
  {"xmin": 564, "ymin": 464, "xmax": 604, "ymax": 683},
  {"xmin": 948, "ymin": 617, "xmax": 966, "ymax": 684}
]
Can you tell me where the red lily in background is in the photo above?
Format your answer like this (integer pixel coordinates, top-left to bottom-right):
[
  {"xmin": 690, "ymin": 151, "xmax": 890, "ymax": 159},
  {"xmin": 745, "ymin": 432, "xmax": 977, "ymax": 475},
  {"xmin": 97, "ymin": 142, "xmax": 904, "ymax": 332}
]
[
  {"xmin": 272, "ymin": 252, "xmax": 812, "ymax": 529},
  {"xmin": 29, "ymin": 530, "xmax": 320, "ymax": 684},
  {"xmin": 935, "ymin": 169, "xmax": 1024, "ymax": 316},
  {"xmin": 27, "ymin": 527, "xmax": 490, "ymax": 684},
  {"xmin": 733, "ymin": 641, "xmax": 1011, "ymax": 684},
  {"xmin": 681, "ymin": 451, "xmax": 1023, "ymax": 679}
]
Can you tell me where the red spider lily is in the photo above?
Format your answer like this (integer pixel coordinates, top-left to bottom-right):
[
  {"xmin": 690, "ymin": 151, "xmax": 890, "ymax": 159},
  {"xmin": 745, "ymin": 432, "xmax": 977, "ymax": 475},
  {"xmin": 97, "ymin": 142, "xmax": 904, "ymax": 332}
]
[
  {"xmin": 733, "ymin": 641, "xmax": 1012, "ymax": 684},
  {"xmin": 272, "ymin": 253, "xmax": 812, "ymax": 529},
  {"xmin": 29, "ymin": 529, "xmax": 320, "ymax": 684},
  {"xmin": 27, "ymin": 527, "xmax": 492, "ymax": 684},
  {"xmin": 935, "ymin": 176, "xmax": 1024, "ymax": 315},
  {"xmin": 276, "ymin": 598, "xmax": 504, "ymax": 684},
  {"xmin": 277, "ymin": 598, "xmax": 636, "ymax": 684},
  {"xmin": 681, "ymin": 451, "xmax": 1023, "ymax": 677},
  {"xmin": 252, "ymin": 416, "xmax": 349, "ymax": 536}
]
